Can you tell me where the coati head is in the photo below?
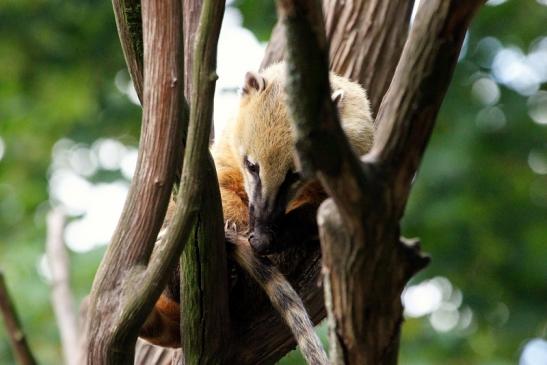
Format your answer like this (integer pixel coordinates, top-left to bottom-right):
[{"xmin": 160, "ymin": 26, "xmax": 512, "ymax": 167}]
[{"xmin": 230, "ymin": 63, "xmax": 374, "ymax": 254}]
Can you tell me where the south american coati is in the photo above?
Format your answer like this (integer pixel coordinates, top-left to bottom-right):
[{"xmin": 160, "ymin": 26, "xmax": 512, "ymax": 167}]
[{"xmin": 140, "ymin": 62, "xmax": 374, "ymax": 364}]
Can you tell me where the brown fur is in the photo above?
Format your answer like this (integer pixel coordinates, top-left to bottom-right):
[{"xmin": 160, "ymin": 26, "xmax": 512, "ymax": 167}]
[{"xmin": 140, "ymin": 63, "xmax": 374, "ymax": 364}]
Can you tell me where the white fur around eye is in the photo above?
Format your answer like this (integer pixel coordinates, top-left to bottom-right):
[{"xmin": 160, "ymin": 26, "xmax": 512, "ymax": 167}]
[{"xmin": 246, "ymin": 156, "xmax": 257, "ymax": 165}]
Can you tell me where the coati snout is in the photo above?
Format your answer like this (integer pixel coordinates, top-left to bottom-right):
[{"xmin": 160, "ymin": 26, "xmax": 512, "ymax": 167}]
[
  {"xmin": 249, "ymin": 226, "xmax": 274, "ymax": 255},
  {"xmin": 247, "ymin": 168, "xmax": 300, "ymax": 255}
]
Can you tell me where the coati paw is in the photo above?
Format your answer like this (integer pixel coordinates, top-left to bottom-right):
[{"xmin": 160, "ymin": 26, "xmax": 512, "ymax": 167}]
[{"xmin": 224, "ymin": 220, "xmax": 242, "ymax": 245}]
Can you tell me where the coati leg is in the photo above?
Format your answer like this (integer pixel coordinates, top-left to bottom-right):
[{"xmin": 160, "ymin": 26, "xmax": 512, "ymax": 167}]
[{"xmin": 140, "ymin": 260, "xmax": 181, "ymax": 347}]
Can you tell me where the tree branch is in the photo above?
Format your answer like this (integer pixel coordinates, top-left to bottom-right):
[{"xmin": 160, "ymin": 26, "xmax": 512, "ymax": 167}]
[
  {"xmin": 177, "ymin": 0, "xmax": 230, "ymax": 363},
  {"xmin": 278, "ymin": 0, "xmax": 367, "ymax": 221},
  {"xmin": 45, "ymin": 208, "xmax": 79, "ymax": 365},
  {"xmin": 264, "ymin": 0, "xmax": 414, "ymax": 116},
  {"xmin": 109, "ymin": 0, "xmax": 229, "ymax": 362},
  {"xmin": 0, "ymin": 271, "xmax": 37, "ymax": 365},
  {"xmin": 84, "ymin": 0, "xmax": 186, "ymax": 362},
  {"xmin": 133, "ymin": 0, "xmax": 422, "ymax": 362},
  {"xmin": 112, "ymin": 0, "xmax": 144, "ymax": 104},
  {"xmin": 278, "ymin": 0, "xmax": 483, "ymax": 364},
  {"xmin": 222, "ymin": 1, "xmax": 416, "ymax": 363},
  {"xmin": 371, "ymin": 0, "xmax": 485, "ymax": 217}
]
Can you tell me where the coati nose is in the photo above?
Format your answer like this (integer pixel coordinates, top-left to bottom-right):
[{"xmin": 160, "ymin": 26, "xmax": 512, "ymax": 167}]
[{"xmin": 249, "ymin": 230, "xmax": 274, "ymax": 255}]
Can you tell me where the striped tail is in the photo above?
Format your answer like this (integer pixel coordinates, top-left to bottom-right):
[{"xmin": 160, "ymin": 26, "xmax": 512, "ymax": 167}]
[{"xmin": 232, "ymin": 238, "xmax": 329, "ymax": 365}]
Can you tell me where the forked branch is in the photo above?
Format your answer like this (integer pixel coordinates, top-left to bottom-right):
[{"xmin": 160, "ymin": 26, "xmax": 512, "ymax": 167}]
[
  {"xmin": 278, "ymin": 0, "xmax": 482, "ymax": 364},
  {"xmin": 84, "ymin": 0, "xmax": 185, "ymax": 362}
]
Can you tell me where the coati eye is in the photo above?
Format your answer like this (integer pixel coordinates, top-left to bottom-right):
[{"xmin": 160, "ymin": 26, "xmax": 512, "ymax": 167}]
[{"xmin": 244, "ymin": 157, "xmax": 259, "ymax": 175}]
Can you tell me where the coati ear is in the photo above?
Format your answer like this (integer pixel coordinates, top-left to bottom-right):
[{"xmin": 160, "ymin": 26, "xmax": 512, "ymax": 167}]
[
  {"xmin": 242, "ymin": 72, "xmax": 266, "ymax": 95},
  {"xmin": 331, "ymin": 89, "xmax": 344, "ymax": 106}
]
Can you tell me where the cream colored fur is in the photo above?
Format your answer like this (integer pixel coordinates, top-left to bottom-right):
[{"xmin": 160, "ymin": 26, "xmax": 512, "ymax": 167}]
[{"xmin": 213, "ymin": 62, "xmax": 374, "ymax": 207}]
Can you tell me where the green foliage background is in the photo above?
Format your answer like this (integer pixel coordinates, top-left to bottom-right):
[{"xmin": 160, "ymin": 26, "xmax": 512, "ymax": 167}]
[{"xmin": 0, "ymin": 1, "xmax": 545, "ymax": 364}]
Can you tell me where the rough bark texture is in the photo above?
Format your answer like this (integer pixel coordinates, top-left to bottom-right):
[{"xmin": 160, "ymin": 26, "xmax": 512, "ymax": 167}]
[
  {"xmin": 134, "ymin": 339, "xmax": 179, "ymax": 365},
  {"xmin": 180, "ymin": 166, "xmax": 229, "ymax": 365},
  {"xmin": 324, "ymin": 0, "xmax": 414, "ymax": 115},
  {"xmin": 84, "ymin": 0, "xmax": 186, "ymax": 363},
  {"xmin": 262, "ymin": 0, "xmax": 414, "ymax": 116},
  {"xmin": 182, "ymin": 0, "xmax": 216, "ymax": 142},
  {"xmin": 182, "ymin": 0, "xmax": 202, "ymax": 102},
  {"xmin": 0, "ymin": 272, "xmax": 37, "ymax": 365},
  {"xmin": 278, "ymin": 0, "xmax": 484, "ymax": 364}
]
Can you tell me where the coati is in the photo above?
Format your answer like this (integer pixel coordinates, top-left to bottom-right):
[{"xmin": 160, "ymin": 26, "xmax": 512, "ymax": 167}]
[{"xmin": 140, "ymin": 63, "xmax": 374, "ymax": 364}]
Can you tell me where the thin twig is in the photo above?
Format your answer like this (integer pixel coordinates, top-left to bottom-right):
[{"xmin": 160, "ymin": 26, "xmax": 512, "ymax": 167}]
[
  {"xmin": 45, "ymin": 208, "xmax": 79, "ymax": 365},
  {"xmin": 0, "ymin": 271, "xmax": 37, "ymax": 365}
]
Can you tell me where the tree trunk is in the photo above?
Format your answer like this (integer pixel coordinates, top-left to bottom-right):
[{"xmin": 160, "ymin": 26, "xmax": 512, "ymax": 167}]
[
  {"xmin": 135, "ymin": 0, "xmax": 415, "ymax": 363},
  {"xmin": 103, "ymin": 0, "xmax": 486, "ymax": 364},
  {"xmin": 278, "ymin": 0, "xmax": 484, "ymax": 364}
]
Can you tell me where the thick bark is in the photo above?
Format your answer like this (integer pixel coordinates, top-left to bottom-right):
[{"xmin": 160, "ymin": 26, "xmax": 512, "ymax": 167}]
[
  {"xmin": 0, "ymin": 272, "xmax": 37, "ymax": 365},
  {"xmin": 279, "ymin": 0, "xmax": 483, "ymax": 364},
  {"xmin": 84, "ymin": 0, "xmax": 186, "ymax": 363},
  {"xmin": 324, "ymin": 0, "xmax": 414, "ymax": 115},
  {"xmin": 262, "ymin": 0, "xmax": 414, "ymax": 116}
]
